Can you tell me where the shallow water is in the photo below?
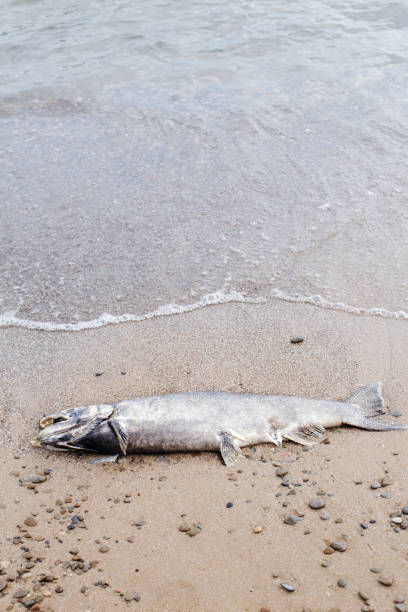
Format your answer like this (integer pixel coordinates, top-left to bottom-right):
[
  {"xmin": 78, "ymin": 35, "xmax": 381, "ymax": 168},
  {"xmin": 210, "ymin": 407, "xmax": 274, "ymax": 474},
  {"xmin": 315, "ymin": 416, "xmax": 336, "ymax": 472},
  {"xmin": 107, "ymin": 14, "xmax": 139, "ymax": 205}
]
[{"xmin": 1, "ymin": 0, "xmax": 408, "ymax": 326}]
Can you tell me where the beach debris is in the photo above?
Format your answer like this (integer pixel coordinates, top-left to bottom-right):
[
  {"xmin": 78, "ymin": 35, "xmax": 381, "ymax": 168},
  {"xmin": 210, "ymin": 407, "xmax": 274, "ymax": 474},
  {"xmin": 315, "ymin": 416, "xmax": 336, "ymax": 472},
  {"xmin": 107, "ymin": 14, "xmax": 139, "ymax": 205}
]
[{"xmin": 280, "ymin": 583, "xmax": 296, "ymax": 592}]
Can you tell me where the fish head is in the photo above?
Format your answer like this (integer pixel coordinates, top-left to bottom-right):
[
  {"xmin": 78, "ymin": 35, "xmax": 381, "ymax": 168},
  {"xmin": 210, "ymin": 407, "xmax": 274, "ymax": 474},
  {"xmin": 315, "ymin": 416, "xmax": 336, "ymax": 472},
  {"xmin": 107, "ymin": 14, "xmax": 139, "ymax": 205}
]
[{"xmin": 32, "ymin": 404, "xmax": 114, "ymax": 451}]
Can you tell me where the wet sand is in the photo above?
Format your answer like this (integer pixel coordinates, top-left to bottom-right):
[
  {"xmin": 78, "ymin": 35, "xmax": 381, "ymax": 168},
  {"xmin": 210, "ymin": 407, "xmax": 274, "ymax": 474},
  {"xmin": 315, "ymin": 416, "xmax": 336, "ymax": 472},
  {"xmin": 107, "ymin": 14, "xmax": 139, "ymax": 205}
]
[{"xmin": 1, "ymin": 301, "xmax": 408, "ymax": 611}]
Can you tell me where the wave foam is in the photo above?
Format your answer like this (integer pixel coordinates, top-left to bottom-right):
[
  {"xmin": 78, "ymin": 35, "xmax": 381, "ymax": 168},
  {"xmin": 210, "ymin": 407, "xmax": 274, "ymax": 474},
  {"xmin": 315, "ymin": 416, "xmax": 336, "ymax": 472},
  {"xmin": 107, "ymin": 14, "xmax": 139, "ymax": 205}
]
[{"xmin": 1, "ymin": 289, "xmax": 408, "ymax": 332}]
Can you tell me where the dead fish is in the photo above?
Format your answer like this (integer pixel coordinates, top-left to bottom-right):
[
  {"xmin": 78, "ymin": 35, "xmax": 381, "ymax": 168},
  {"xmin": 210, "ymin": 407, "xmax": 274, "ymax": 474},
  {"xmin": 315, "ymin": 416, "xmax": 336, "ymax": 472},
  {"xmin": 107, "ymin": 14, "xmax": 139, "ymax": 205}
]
[{"xmin": 31, "ymin": 383, "xmax": 407, "ymax": 466}]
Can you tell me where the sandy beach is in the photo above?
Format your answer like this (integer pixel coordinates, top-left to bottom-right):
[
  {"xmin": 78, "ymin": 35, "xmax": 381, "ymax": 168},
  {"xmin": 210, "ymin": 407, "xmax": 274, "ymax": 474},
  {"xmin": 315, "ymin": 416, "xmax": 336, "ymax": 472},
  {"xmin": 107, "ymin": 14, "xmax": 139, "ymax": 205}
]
[{"xmin": 1, "ymin": 301, "xmax": 408, "ymax": 611}]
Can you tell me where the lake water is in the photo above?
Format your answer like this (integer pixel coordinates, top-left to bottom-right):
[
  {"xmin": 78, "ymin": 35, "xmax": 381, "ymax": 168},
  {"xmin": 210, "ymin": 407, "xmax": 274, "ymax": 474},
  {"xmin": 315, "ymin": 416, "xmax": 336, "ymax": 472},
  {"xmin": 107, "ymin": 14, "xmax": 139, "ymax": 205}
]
[{"xmin": 1, "ymin": 0, "xmax": 408, "ymax": 329}]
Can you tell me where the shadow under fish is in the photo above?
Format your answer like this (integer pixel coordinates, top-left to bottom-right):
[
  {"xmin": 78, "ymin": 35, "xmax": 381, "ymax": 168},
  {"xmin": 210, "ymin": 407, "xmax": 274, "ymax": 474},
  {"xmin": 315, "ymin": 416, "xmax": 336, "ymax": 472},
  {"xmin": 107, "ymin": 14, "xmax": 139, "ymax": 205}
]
[{"xmin": 31, "ymin": 383, "xmax": 407, "ymax": 466}]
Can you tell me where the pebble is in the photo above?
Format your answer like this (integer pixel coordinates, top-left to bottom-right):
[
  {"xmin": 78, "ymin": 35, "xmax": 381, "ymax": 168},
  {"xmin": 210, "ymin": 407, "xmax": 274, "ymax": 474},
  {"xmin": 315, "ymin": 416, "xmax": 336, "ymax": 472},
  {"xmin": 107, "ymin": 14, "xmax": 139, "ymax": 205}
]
[
  {"xmin": 378, "ymin": 576, "xmax": 393, "ymax": 586},
  {"xmin": 321, "ymin": 560, "xmax": 331, "ymax": 567},
  {"xmin": 402, "ymin": 506, "xmax": 408, "ymax": 515},
  {"xmin": 370, "ymin": 482, "xmax": 381, "ymax": 489},
  {"xmin": 391, "ymin": 411, "xmax": 402, "ymax": 417},
  {"xmin": 188, "ymin": 526, "xmax": 201, "ymax": 537},
  {"xmin": 337, "ymin": 578, "xmax": 348, "ymax": 588},
  {"xmin": 276, "ymin": 467, "xmax": 289, "ymax": 477},
  {"xmin": 280, "ymin": 583, "xmax": 296, "ymax": 592},
  {"xmin": 320, "ymin": 511, "xmax": 330, "ymax": 520},
  {"xmin": 123, "ymin": 591, "xmax": 141, "ymax": 602},
  {"xmin": 395, "ymin": 596, "xmax": 406, "ymax": 604},
  {"xmin": 226, "ymin": 502, "xmax": 233, "ymax": 508},
  {"xmin": 323, "ymin": 547, "xmax": 335, "ymax": 555},
  {"xmin": 0, "ymin": 580, "xmax": 7, "ymax": 592},
  {"xmin": 309, "ymin": 497, "xmax": 325, "ymax": 509},
  {"xmin": 370, "ymin": 567, "xmax": 383, "ymax": 574},
  {"xmin": 283, "ymin": 515, "xmax": 302, "ymax": 526},
  {"xmin": 24, "ymin": 517, "xmax": 37, "ymax": 527},
  {"xmin": 14, "ymin": 588, "xmax": 29, "ymax": 598},
  {"xmin": 290, "ymin": 337, "xmax": 304, "ymax": 344},
  {"xmin": 396, "ymin": 604, "xmax": 406, "ymax": 612},
  {"xmin": 99, "ymin": 545, "xmax": 110, "ymax": 553},
  {"xmin": 95, "ymin": 371, "xmax": 103, "ymax": 376},
  {"xmin": 361, "ymin": 522, "xmax": 368, "ymax": 529},
  {"xmin": 19, "ymin": 474, "xmax": 46, "ymax": 485},
  {"xmin": 359, "ymin": 591, "xmax": 370, "ymax": 601},
  {"xmin": 381, "ymin": 475, "xmax": 392, "ymax": 487},
  {"xmin": 392, "ymin": 517, "xmax": 403, "ymax": 524},
  {"xmin": 55, "ymin": 586, "xmax": 63, "ymax": 593},
  {"xmin": 253, "ymin": 526, "xmax": 263, "ymax": 534},
  {"xmin": 330, "ymin": 541, "xmax": 348, "ymax": 552}
]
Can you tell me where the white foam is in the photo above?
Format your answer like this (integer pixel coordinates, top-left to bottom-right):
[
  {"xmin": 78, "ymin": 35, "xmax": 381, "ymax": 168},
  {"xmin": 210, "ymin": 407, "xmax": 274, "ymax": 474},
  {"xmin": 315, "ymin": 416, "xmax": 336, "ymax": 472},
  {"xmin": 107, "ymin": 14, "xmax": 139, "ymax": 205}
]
[
  {"xmin": 0, "ymin": 289, "xmax": 408, "ymax": 332},
  {"xmin": 0, "ymin": 291, "xmax": 262, "ymax": 332}
]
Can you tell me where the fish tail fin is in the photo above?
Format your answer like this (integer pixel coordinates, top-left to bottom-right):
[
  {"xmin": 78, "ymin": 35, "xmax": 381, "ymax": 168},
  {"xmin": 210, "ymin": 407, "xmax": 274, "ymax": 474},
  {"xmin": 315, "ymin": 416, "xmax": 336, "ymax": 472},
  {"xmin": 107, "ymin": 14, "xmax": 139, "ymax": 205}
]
[{"xmin": 343, "ymin": 382, "xmax": 408, "ymax": 431}]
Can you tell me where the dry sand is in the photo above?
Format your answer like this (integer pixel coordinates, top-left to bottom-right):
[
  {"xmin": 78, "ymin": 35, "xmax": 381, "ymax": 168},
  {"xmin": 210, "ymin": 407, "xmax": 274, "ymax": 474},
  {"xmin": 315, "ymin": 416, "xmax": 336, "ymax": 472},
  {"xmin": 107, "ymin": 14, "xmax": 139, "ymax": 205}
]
[{"xmin": 1, "ymin": 301, "xmax": 408, "ymax": 611}]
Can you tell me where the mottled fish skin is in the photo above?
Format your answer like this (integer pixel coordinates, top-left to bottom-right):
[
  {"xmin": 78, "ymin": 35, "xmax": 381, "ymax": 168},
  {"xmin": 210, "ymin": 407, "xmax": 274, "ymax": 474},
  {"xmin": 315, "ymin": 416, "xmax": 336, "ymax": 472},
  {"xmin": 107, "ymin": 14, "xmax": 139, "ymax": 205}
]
[{"xmin": 32, "ymin": 383, "xmax": 408, "ymax": 463}]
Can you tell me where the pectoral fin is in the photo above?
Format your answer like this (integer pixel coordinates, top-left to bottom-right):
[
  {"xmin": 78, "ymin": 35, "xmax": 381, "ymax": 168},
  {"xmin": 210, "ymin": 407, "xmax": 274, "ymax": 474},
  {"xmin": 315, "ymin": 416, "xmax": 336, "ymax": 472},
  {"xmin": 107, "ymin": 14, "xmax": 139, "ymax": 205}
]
[
  {"xmin": 283, "ymin": 424, "xmax": 326, "ymax": 446},
  {"xmin": 109, "ymin": 419, "xmax": 129, "ymax": 455},
  {"xmin": 219, "ymin": 432, "xmax": 246, "ymax": 466},
  {"xmin": 69, "ymin": 415, "xmax": 101, "ymax": 443}
]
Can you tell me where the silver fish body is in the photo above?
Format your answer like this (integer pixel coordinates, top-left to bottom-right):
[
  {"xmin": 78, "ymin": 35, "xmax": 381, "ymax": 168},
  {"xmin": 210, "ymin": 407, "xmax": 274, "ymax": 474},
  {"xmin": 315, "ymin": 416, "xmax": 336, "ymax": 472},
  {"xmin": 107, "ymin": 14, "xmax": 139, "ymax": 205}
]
[{"xmin": 32, "ymin": 383, "xmax": 407, "ymax": 465}]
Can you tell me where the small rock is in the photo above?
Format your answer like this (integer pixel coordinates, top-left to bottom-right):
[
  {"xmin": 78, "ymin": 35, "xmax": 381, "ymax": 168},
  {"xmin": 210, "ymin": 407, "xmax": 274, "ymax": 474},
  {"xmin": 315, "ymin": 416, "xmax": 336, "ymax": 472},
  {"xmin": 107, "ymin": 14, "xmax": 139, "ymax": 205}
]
[
  {"xmin": 290, "ymin": 337, "xmax": 304, "ymax": 344},
  {"xmin": 320, "ymin": 511, "xmax": 330, "ymax": 520},
  {"xmin": 283, "ymin": 515, "xmax": 302, "ymax": 526},
  {"xmin": 392, "ymin": 517, "xmax": 403, "ymax": 524},
  {"xmin": 276, "ymin": 467, "xmax": 289, "ymax": 477},
  {"xmin": 391, "ymin": 411, "xmax": 402, "ymax": 417},
  {"xmin": 309, "ymin": 497, "xmax": 325, "ymax": 509},
  {"xmin": 55, "ymin": 586, "xmax": 63, "ymax": 593},
  {"xmin": 402, "ymin": 506, "xmax": 408, "ymax": 515},
  {"xmin": 253, "ymin": 526, "xmax": 263, "ymax": 534},
  {"xmin": 359, "ymin": 591, "xmax": 370, "ymax": 601},
  {"xmin": 24, "ymin": 516, "xmax": 37, "ymax": 527},
  {"xmin": 95, "ymin": 371, "xmax": 103, "ymax": 377},
  {"xmin": 370, "ymin": 567, "xmax": 383, "ymax": 574},
  {"xmin": 396, "ymin": 604, "xmax": 406, "ymax": 612},
  {"xmin": 381, "ymin": 476, "xmax": 392, "ymax": 487},
  {"xmin": 361, "ymin": 522, "xmax": 368, "ymax": 529},
  {"xmin": 280, "ymin": 583, "xmax": 295, "ymax": 592},
  {"xmin": 371, "ymin": 482, "xmax": 381, "ymax": 489},
  {"xmin": 321, "ymin": 560, "xmax": 331, "ymax": 567},
  {"xmin": 14, "ymin": 588, "xmax": 29, "ymax": 598},
  {"xmin": 323, "ymin": 547, "xmax": 335, "ymax": 554},
  {"xmin": 188, "ymin": 526, "xmax": 201, "ymax": 537},
  {"xmin": 178, "ymin": 521, "xmax": 191, "ymax": 533},
  {"xmin": 226, "ymin": 502, "xmax": 233, "ymax": 508},
  {"xmin": 395, "ymin": 596, "xmax": 406, "ymax": 604},
  {"xmin": 99, "ymin": 545, "xmax": 110, "ymax": 553},
  {"xmin": 378, "ymin": 576, "xmax": 393, "ymax": 587},
  {"xmin": 330, "ymin": 541, "xmax": 347, "ymax": 552},
  {"xmin": 0, "ymin": 580, "xmax": 7, "ymax": 592},
  {"xmin": 19, "ymin": 474, "xmax": 46, "ymax": 485},
  {"xmin": 337, "ymin": 578, "xmax": 348, "ymax": 588}
]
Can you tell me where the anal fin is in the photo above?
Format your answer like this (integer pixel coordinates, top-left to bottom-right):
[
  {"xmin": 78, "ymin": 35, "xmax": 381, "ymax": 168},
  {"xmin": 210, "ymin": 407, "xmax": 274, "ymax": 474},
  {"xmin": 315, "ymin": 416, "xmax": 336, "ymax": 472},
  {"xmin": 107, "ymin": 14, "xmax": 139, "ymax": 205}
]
[
  {"xmin": 283, "ymin": 424, "xmax": 326, "ymax": 446},
  {"xmin": 219, "ymin": 432, "xmax": 246, "ymax": 466},
  {"xmin": 109, "ymin": 420, "xmax": 129, "ymax": 455}
]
